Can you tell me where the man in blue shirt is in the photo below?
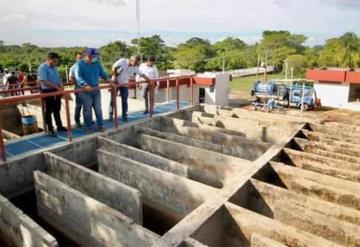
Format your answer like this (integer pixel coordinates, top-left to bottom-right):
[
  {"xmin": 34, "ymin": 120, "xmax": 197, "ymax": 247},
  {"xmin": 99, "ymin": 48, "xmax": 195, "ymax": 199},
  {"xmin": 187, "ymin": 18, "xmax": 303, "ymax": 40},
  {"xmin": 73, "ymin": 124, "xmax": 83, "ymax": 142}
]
[
  {"xmin": 38, "ymin": 52, "xmax": 67, "ymax": 137},
  {"xmin": 75, "ymin": 48, "xmax": 109, "ymax": 133}
]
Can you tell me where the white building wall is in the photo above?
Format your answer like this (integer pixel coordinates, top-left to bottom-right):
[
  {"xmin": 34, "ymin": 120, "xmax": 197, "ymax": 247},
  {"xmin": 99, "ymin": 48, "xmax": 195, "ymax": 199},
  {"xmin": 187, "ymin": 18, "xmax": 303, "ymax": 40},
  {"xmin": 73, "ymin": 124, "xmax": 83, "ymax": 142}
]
[{"xmin": 314, "ymin": 83, "xmax": 350, "ymax": 108}]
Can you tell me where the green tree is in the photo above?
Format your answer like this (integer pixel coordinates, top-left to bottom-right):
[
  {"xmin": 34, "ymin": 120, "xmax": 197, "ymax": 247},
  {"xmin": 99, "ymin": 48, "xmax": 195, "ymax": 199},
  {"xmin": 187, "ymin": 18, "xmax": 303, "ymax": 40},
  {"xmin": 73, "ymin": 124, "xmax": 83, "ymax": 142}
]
[
  {"xmin": 339, "ymin": 32, "xmax": 360, "ymax": 68},
  {"xmin": 257, "ymin": 31, "xmax": 308, "ymax": 70},
  {"xmin": 131, "ymin": 35, "xmax": 173, "ymax": 71},
  {"xmin": 285, "ymin": 54, "xmax": 308, "ymax": 77},
  {"xmin": 172, "ymin": 37, "xmax": 215, "ymax": 72}
]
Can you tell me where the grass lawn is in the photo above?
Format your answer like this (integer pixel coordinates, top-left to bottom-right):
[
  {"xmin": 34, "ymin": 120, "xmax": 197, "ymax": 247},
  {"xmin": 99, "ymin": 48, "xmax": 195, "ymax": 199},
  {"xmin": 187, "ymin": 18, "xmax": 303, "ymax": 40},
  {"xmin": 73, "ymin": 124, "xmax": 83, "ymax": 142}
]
[{"xmin": 230, "ymin": 73, "xmax": 284, "ymax": 98}]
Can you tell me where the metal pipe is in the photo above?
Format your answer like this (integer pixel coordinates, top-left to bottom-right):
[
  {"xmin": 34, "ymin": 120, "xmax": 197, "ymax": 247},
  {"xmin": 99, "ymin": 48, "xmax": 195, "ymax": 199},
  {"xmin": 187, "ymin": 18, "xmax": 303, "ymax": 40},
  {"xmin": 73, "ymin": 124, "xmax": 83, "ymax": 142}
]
[
  {"xmin": 64, "ymin": 93, "xmax": 73, "ymax": 142},
  {"xmin": 149, "ymin": 81, "xmax": 154, "ymax": 117},
  {"xmin": 189, "ymin": 77, "xmax": 194, "ymax": 105},
  {"xmin": 0, "ymin": 125, "xmax": 6, "ymax": 162},
  {"xmin": 166, "ymin": 79, "xmax": 170, "ymax": 102},
  {"xmin": 176, "ymin": 79, "xmax": 180, "ymax": 110},
  {"xmin": 113, "ymin": 85, "xmax": 118, "ymax": 128}
]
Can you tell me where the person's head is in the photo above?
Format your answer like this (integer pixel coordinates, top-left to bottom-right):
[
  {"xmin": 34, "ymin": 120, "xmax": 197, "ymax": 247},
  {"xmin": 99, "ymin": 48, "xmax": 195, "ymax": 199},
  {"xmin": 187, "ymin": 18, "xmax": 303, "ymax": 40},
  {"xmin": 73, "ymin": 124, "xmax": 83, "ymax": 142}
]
[
  {"xmin": 11, "ymin": 71, "xmax": 16, "ymax": 76},
  {"xmin": 85, "ymin": 48, "xmax": 99, "ymax": 64},
  {"xmin": 129, "ymin": 55, "xmax": 140, "ymax": 67},
  {"xmin": 46, "ymin": 52, "xmax": 60, "ymax": 67},
  {"xmin": 4, "ymin": 68, "xmax": 8, "ymax": 74},
  {"xmin": 75, "ymin": 52, "xmax": 84, "ymax": 62},
  {"xmin": 146, "ymin": 56, "xmax": 156, "ymax": 67}
]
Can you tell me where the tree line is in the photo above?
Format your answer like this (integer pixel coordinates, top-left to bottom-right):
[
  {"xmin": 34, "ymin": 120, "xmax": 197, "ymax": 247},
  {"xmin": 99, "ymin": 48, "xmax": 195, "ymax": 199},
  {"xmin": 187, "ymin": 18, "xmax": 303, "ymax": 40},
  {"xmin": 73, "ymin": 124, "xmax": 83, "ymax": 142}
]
[{"xmin": 0, "ymin": 31, "xmax": 359, "ymax": 78}]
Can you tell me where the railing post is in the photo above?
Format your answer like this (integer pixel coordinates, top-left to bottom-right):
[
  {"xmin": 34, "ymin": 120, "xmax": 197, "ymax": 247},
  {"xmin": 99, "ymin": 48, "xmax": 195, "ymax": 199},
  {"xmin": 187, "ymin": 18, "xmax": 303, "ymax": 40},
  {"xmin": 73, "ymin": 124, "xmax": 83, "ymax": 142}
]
[
  {"xmin": 64, "ymin": 93, "xmax": 73, "ymax": 142},
  {"xmin": 113, "ymin": 85, "xmax": 118, "ymax": 128},
  {"xmin": 149, "ymin": 81, "xmax": 154, "ymax": 118},
  {"xmin": 166, "ymin": 79, "xmax": 170, "ymax": 102},
  {"xmin": 176, "ymin": 79, "xmax": 180, "ymax": 110},
  {"xmin": 0, "ymin": 123, "xmax": 6, "ymax": 162},
  {"xmin": 41, "ymin": 97, "xmax": 48, "ymax": 132},
  {"xmin": 189, "ymin": 77, "xmax": 194, "ymax": 105}
]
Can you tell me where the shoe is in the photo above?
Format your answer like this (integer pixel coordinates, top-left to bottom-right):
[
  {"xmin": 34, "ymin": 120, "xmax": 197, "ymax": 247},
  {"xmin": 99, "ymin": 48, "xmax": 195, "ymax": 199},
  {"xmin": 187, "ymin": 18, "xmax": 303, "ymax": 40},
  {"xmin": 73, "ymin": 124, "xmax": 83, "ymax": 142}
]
[
  {"xmin": 143, "ymin": 110, "xmax": 149, "ymax": 115},
  {"xmin": 98, "ymin": 127, "xmax": 105, "ymax": 132},
  {"xmin": 48, "ymin": 130, "xmax": 57, "ymax": 137},
  {"xmin": 57, "ymin": 126, "xmax": 67, "ymax": 132},
  {"xmin": 122, "ymin": 116, "xmax": 128, "ymax": 122},
  {"xmin": 86, "ymin": 128, "xmax": 93, "ymax": 134},
  {"xmin": 76, "ymin": 123, "xmax": 83, "ymax": 128}
]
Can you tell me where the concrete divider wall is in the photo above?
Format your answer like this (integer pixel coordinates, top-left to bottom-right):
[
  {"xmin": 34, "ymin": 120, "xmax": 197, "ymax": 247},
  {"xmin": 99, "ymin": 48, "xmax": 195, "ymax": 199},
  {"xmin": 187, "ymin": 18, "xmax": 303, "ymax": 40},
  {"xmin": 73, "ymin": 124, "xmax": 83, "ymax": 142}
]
[
  {"xmin": 50, "ymin": 137, "xmax": 98, "ymax": 167},
  {"xmin": 191, "ymin": 112, "xmax": 295, "ymax": 143},
  {"xmin": 0, "ymin": 153, "xmax": 45, "ymax": 198},
  {"xmin": 137, "ymin": 133, "xmax": 250, "ymax": 188},
  {"xmin": 0, "ymin": 193, "xmax": 58, "ymax": 247},
  {"xmin": 144, "ymin": 122, "xmax": 271, "ymax": 160},
  {"xmin": 44, "ymin": 152, "xmax": 143, "ymax": 224},
  {"xmin": 34, "ymin": 171, "xmax": 158, "ymax": 247},
  {"xmin": 97, "ymin": 136, "xmax": 188, "ymax": 177},
  {"xmin": 97, "ymin": 149, "xmax": 217, "ymax": 223}
]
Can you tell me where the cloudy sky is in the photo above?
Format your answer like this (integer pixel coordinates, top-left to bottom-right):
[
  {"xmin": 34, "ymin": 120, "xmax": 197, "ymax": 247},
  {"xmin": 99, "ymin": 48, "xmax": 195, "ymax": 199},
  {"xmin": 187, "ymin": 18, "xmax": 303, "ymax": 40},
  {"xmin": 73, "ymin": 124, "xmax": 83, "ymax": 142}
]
[{"xmin": 0, "ymin": 0, "xmax": 359, "ymax": 47}]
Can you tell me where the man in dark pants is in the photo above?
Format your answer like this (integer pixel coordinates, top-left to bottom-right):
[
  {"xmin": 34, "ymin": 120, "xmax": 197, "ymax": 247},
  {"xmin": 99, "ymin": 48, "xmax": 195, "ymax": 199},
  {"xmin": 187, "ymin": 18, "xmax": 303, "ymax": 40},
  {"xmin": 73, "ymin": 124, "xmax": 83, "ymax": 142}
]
[
  {"xmin": 110, "ymin": 55, "xmax": 151, "ymax": 121},
  {"xmin": 69, "ymin": 52, "xmax": 84, "ymax": 128},
  {"xmin": 38, "ymin": 52, "xmax": 67, "ymax": 137}
]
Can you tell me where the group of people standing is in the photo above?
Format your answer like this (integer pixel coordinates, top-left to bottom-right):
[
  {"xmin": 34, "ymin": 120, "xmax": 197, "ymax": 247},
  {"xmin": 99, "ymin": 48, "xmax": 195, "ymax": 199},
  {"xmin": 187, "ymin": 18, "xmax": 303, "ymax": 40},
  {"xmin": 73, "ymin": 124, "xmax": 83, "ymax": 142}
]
[
  {"xmin": 38, "ymin": 48, "xmax": 159, "ymax": 137},
  {"xmin": 0, "ymin": 69, "xmax": 38, "ymax": 96}
]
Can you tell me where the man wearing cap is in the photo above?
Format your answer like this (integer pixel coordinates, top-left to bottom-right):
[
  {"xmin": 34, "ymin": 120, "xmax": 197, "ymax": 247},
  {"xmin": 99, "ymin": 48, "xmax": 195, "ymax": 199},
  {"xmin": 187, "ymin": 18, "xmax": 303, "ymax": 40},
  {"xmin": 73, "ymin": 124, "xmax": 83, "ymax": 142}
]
[
  {"xmin": 38, "ymin": 52, "xmax": 67, "ymax": 137},
  {"xmin": 75, "ymin": 48, "xmax": 109, "ymax": 133},
  {"xmin": 110, "ymin": 55, "xmax": 152, "ymax": 121}
]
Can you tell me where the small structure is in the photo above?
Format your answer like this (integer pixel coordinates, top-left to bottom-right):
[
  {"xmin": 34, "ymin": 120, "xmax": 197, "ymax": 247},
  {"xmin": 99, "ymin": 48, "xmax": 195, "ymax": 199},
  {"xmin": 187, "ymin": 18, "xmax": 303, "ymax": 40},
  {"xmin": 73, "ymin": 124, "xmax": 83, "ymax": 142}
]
[{"xmin": 307, "ymin": 68, "xmax": 360, "ymax": 110}]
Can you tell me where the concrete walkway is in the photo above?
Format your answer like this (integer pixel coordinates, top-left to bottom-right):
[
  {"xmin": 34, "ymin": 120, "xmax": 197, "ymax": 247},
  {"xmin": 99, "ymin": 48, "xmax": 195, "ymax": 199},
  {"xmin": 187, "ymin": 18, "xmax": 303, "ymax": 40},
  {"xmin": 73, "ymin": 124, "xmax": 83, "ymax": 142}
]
[{"xmin": 5, "ymin": 101, "xmax": 190, "ymax": 159}]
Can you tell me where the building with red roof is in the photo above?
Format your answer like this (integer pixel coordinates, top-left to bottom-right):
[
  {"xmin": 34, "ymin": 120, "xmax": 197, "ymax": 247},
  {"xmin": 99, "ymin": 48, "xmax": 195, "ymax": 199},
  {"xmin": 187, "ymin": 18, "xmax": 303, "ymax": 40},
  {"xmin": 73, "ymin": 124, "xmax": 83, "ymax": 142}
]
[{"xmin": 306, "ymin": 68, "xmax": 360, "ymax": 110}]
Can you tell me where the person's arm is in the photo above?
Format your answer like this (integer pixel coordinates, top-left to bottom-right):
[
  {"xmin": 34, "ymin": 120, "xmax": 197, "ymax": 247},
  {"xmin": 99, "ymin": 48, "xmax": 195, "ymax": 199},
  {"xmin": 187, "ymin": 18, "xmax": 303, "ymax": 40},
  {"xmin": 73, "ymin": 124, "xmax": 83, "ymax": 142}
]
[
  {"xmin": 154, "ymin": 66, "xmax": 160, "ymax": 87},
  {"xmin": 69, "ymin": 66, "xmax": 76, "ymax": 84},
  {"xmin": 74, "ymin": 63, "xmax": 87, "ymax": 88},
  {"xmin": 98, "ymin": 63, "xmax": 109, "ymax": 82}
]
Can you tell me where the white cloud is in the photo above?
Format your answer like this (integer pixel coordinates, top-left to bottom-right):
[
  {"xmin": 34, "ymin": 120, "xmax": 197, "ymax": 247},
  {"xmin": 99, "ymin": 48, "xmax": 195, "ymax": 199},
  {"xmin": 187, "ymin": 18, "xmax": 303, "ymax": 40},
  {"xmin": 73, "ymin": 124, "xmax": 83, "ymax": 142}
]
[{"xmin": 0, "ymin": 0, "xmax": 359, "ymax": 46}]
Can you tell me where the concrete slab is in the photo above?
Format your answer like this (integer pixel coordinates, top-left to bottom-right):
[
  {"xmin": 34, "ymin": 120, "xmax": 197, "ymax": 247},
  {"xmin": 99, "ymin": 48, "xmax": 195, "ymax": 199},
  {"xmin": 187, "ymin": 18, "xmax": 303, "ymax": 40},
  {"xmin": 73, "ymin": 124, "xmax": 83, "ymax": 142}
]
[
  {"xmin": 283, "ymin": 148, "xmax": 360, "ymax": 182},
  {"xmin": 145, "ymin": 118, "xmax": 271, "ymax": 160},
  {"xmin": 44, "ymin": 152, "xmax": 143, "ymax": 224},
  {"xmin": 137, "ymin": 133, "xmax": 251, "ymax": 188},
  {"xmin": 98, "ymin": 136, "xmax": 188, "ymax": 177},
  {"xmin": 271, "ymin": 162, "xmax": 360, "ymax": 210},
  {"xmin": 225, "ymin": 202, "xmax": 343, "ymax": 247},
  {"xmin": 34, "ymin": 171, "xmax": 158, "ymax": 247},
  {"xmin": 251, "ymin": 233, "xmax": 287, "ymax": 247},
  {"xmin": 0, "ymin": 193, "xmax": 58, "ymax": 247},
  {"xmin": 97, "ymin": 149, "xmax": 217, "ymax": 224}
]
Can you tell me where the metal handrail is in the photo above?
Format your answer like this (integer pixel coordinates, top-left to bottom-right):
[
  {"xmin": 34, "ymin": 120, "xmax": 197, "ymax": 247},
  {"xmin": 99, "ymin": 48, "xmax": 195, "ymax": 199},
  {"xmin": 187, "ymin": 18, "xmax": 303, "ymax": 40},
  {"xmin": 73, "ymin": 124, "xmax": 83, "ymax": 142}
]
[{"xmin": 0, "ymin": 74, "xmax": 195, "ymax": 162}]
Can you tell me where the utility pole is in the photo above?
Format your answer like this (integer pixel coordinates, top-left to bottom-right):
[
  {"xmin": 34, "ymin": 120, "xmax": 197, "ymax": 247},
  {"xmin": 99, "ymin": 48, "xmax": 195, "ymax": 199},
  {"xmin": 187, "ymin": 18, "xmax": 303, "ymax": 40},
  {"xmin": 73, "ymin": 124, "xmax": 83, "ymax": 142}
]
[
  {"xmin": 136, "ymin": 0, "xmax": 141, "ymax": 60},
  {"xmin": 222, "ymin": 51, "xmax": 225, "ymax": 73}
]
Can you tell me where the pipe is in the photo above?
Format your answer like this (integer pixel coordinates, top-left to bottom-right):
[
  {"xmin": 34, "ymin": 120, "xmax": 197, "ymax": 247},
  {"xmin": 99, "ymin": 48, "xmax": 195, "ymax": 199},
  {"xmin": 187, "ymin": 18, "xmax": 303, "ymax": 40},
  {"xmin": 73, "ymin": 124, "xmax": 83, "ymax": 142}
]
[
  {"xmin": 64, "ymin": 93, "xmax": 73, "ymax": 142},
  {"xmin": 0, "ymin": 123, "xmax": 7, "ymax": 162}
]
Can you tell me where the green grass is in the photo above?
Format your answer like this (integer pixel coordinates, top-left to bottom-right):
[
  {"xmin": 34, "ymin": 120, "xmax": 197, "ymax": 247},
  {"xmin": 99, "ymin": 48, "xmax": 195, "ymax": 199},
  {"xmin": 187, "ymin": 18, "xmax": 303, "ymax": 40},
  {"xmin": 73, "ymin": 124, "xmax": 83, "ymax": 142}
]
[{"xmin": 230, "ymin": 73, "xmax": 284, "ymax": 97}]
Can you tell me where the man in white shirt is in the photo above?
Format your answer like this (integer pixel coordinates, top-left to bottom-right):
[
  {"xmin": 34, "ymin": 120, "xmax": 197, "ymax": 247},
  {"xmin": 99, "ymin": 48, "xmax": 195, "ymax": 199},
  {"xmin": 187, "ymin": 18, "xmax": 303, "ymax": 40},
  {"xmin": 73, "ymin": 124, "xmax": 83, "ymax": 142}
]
[
  {"xmin": 2, "ymin": 69, "xmax": 11, "ymax": 86},
  {"xmin": 110, "ymin": 55, "xmax": 151, "ymax": 121},
  {"xmin": 69, "ymin": 52, "xmax": 84, "ymax": 128},
  {"xmin": 138, "ymin": 56, "xmax": 160, "ymax": 114}
]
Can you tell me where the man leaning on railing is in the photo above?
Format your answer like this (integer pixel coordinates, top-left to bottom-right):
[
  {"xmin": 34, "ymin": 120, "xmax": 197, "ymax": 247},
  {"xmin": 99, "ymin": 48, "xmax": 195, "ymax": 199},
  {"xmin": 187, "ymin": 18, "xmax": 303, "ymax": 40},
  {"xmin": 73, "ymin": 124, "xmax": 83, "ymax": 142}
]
[{"xmin": 74, "ymin": 48, "xmax": 110, "ymax": 134}]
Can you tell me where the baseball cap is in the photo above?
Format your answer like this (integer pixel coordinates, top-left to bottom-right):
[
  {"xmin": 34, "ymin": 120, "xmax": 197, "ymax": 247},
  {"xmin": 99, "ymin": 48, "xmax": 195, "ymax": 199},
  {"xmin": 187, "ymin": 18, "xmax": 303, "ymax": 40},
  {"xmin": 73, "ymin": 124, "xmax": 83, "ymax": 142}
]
[{"xmin": 86, "ymin": 48, "xmax": 99, "ymax": 57}]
